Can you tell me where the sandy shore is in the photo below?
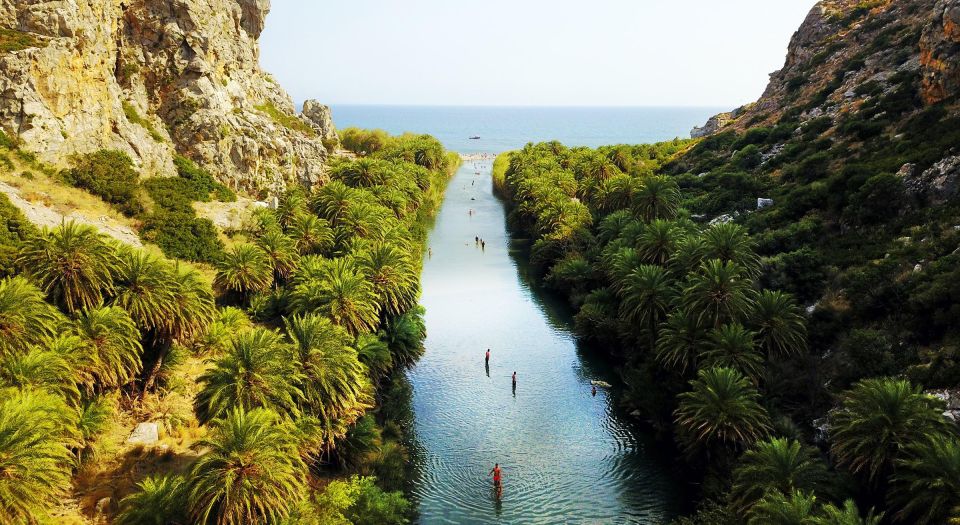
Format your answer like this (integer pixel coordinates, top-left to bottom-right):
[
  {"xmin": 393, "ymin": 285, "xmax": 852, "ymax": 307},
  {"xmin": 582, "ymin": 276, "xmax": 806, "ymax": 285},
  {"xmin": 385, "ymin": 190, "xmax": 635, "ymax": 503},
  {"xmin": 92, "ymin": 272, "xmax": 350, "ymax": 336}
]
[{"xmin": 459, "ymin": 152, "xmax": 499, "ymax": 162}]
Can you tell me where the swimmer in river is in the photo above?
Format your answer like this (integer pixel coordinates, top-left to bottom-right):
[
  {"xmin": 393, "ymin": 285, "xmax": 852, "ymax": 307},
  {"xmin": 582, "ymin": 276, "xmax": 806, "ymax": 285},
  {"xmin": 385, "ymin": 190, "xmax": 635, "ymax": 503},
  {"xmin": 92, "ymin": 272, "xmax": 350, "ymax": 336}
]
[{"xmin": 592, "ymin": 385, "xmax": 597, "ymax": 396}]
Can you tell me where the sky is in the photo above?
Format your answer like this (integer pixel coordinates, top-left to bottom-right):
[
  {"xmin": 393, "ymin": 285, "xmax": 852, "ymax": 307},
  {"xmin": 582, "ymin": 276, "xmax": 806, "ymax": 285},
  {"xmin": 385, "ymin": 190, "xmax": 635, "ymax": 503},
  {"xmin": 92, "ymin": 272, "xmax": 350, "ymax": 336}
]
[{"xmin": 260, "ymin": 0, "xmax": 817, "ymax": 108}]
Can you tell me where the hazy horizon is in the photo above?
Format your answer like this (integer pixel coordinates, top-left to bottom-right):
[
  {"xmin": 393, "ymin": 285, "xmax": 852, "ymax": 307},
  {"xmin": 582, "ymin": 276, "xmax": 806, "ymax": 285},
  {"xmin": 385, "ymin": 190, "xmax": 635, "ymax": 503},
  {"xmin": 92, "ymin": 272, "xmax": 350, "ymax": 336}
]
[{"xmin": 261, "ymin": 1, "xmax": 817, "ymax": 108}]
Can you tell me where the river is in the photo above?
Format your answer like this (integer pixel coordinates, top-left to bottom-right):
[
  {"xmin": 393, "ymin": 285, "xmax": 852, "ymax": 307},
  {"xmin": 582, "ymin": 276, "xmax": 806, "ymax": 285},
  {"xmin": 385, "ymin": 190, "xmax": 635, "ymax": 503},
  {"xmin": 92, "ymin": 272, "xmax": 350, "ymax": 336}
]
[{"xmin": 402, "ymin": 158, "xmax": 686, "ymax": 524}]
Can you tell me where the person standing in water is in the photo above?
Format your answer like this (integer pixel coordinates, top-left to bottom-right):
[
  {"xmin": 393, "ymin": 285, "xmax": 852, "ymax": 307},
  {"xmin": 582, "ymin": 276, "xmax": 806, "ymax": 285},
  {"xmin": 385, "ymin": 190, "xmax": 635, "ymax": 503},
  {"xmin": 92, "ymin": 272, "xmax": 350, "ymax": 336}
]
[
  {"xmin": 481, "ymin": 240, "xmax": 486, "ymax": 251},
  {"xmin": 592, "ymin": 384, "xmax": 597, "ymax": 397},
  {"xmin": 485, "ymin": 349, "xmax": 490, "ymax": 365},
  {"xmin": 512, "ymin": 371, "xmax": 517, "ymax": 386},
  {"xmin": 489, "ymin": 463, "xmax": 502, "ymax": 496}
]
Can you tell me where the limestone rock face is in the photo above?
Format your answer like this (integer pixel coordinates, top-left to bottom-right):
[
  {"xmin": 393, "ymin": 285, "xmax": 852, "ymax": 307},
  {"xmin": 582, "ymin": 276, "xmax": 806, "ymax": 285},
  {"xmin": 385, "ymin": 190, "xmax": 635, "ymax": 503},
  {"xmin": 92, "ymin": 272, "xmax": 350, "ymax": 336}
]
[
  {"xmin": 0, "ymin": 0, "xmax": 333, "ymax": 196},
  {"xmin": 920, "ymin": 0, "xmax": 960, "ymax": 104},
  {"xmin": 302, "ymin": 100, "xmax": 340, "ymax": 150}
]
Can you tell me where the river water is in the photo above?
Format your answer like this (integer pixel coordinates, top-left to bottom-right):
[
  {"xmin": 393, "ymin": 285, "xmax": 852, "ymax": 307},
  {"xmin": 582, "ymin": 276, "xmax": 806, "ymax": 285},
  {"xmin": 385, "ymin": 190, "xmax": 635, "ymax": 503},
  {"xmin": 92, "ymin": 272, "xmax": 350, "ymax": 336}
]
[{"xmin": 404, "ymin": 158, "xmax": 686, "ymax": 524}]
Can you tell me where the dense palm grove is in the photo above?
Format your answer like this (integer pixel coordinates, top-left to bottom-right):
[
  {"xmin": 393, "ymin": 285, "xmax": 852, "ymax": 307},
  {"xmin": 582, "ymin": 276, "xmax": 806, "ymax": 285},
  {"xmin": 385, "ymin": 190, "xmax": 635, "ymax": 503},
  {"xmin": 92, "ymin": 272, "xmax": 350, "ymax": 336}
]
[
  {"xmin": 0, "ymin": 129, "xmax": 456, "ymax": 524},
  {"xmin": 494, "ymin": 140, "xmax": 960, "ymax": 524}
]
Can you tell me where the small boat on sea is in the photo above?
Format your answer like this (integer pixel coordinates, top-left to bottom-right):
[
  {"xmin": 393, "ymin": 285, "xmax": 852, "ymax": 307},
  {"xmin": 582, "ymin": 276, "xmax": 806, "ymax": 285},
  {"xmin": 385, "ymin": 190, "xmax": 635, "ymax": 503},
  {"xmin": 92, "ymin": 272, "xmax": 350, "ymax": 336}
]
[{"xmin": 469, "ymin": 136, "xmax": 481, "ymax": 140}]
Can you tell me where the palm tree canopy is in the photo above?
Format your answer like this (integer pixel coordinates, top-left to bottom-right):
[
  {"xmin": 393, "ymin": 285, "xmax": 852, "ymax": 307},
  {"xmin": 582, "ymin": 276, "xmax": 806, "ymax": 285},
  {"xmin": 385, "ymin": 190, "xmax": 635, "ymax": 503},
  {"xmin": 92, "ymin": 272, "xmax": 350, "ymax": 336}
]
[
  {"xmin": 0, "ymin": 276, "xmax": 64, "ymax": 357},
  {"xmin": 682, "ymin": 259, "xmax": 757, "ymax": 328},
  {"xmin": 213, "ymin": 244, "xmax": 273, "ymax": 297},
  {"xmin": 188, "ymin": 407, "xmax": 306, "ymax": 525},
  {"xmin": 655, "ymin": 308, "xmax": 709, "ymax": 375},
  {"xmin": 751, "ymin": 290, "xmax": 807, "ymax": 358},
  {"xmin": 702, "ymin": 322, "xmax": 764, "ymax": 383},
  {"xmin": 16, "ymin": 221, "xmax": 121, "ymax": 312},
  {"xmin": 748, "ymin": 490, "xmax": 819, "ymax": 525},
  {"xmin": 0, "ymin": 388, "xmax": 77, "ymax": 523},
  {"xmin": 732, "ymin": 437, "xmax": 832, "ymax": 510},
  {"xmin": 631, "ymin": 175, "xmax": 681, "ymax": 222},
  {"xmin": 891, "ymin": 435, "xmax": 960, "ymax": 525},
  {"xmin": 72, "ymin": 306, "xmax": 143, "ymax": 393},
  {"xmin": 829, "ymin": 378, "xmax": 953, "ymax": 483},
  {"xmin": 195, "ymin": 328, "xmax": 302, "ymax": 424},
  {"xmin": 674, "ymin": 366, "xmax": 771, "ymax": 454},
  {"xmin": 290, "ymin": 258, "xmax": 380, "ymax": 335}
]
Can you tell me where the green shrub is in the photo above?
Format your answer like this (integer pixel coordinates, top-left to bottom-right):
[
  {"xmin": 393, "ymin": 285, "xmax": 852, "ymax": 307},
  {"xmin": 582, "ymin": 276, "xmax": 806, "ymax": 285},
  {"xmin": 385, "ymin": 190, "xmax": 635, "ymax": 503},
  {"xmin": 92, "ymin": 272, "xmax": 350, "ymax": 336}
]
[
  {"xmin": 62, "ymin": 150, "xmax": 144, "ymax": 216},
  {"xmin": 0, "ymin": 28, "xmax": 42, "ymax": 53},
  {"xmin": 140, "ymin": 211, "xmax": 223, "ymax": 262},
  {"xmin": 0, "ymin": 129, "xmax": 16, "ymax": 149},
  {"xmin": 254, "ymin": 102, "xmax": 315, "ymax": 136},
  {"xmin": 174, "ymin": 155, "xmax": 235, "ymax": 201},
  {"xmin": 122, "ymin": 101, "xmax": 164, "ymax": 142}
]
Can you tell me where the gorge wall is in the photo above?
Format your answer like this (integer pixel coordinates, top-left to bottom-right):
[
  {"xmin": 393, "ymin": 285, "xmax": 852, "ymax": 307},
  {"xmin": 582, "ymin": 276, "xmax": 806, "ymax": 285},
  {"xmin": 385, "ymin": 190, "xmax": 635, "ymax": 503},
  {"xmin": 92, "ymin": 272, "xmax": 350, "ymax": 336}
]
[
  {"xmin": 692, "ymin": 0, "xmax": 960, "ymax": 137},
  {"xmin": 0, "ymin": 0, "xmax": 336, "ymax": 196}
]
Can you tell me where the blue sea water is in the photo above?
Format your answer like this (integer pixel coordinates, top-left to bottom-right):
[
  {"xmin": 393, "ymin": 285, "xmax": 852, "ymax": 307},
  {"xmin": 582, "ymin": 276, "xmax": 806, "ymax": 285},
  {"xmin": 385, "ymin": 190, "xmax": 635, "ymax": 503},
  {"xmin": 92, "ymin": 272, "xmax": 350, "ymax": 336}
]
[{"xmin": 329, "ymin": 105, "xmax": 725, "ymax": 154}]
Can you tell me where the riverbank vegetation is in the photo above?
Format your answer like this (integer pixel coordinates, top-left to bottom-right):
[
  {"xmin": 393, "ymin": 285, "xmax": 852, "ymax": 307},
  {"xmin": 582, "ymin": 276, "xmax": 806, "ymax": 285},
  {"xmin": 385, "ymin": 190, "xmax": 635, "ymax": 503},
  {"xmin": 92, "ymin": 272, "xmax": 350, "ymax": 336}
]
[
  {"xmin": 0, "ymin": 129, "xmax": 457, "ymax": 523},
  {"xmin": 496, "ymin": 131, "xmax": 960, "ymax": 523}
]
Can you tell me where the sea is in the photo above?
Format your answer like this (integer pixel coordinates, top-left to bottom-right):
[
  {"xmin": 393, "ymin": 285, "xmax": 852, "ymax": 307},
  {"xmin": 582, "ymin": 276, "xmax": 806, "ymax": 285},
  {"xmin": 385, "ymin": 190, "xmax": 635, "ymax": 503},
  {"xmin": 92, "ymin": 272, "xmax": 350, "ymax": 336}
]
[{"xmin": 328, "ymin": 105, "xmax": 725, "ymax": 154}]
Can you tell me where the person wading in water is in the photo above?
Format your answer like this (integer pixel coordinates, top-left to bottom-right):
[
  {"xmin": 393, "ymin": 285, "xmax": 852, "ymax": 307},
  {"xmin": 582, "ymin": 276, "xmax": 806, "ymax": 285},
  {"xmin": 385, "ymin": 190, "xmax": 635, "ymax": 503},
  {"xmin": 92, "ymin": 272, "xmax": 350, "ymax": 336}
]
[{"xmin": 489, "ymin": 463, "xmax": 503, "ymax": 497}]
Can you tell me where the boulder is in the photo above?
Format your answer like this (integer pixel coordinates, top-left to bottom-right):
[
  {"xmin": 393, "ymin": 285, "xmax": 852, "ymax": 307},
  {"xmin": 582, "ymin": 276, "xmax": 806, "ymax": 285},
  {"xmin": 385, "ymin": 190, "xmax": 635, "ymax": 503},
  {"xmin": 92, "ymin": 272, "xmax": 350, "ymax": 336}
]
[
  {"xmin": 757, "ymin": 198, "xmax": 774, "ymax": 209},
  {"xmin": 126, "ymin": 422, "xmax": 159, "ymax": 445},
  {"xmin": 903, "ymin": 155, "xmax": 960, "ymax": 204}
]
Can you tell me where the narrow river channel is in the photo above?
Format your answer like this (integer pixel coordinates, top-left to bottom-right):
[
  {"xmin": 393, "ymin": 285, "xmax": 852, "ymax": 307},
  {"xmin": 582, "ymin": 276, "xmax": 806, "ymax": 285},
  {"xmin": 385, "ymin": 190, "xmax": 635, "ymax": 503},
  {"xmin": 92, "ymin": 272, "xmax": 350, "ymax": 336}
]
[{"xmin": 405, "ymin": 158, "xmax": 686, "ymax": 524}]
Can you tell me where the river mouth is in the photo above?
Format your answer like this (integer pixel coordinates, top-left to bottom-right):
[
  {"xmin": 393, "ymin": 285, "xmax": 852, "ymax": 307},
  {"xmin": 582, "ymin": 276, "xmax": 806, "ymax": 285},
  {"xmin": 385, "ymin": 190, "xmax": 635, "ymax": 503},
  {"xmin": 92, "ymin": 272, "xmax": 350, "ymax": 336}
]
[{"xmin": 403, "ymin": 158, "xmax": 686, "ymax": 524}]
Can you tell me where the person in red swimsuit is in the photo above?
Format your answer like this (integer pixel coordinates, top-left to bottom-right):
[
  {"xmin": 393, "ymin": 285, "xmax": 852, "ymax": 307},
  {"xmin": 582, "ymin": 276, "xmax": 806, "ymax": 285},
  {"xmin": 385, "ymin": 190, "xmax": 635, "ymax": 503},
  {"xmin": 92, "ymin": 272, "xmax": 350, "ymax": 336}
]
[{"xmin": 489, "ymin": 463, "xmax": 502, "ymax": 489}]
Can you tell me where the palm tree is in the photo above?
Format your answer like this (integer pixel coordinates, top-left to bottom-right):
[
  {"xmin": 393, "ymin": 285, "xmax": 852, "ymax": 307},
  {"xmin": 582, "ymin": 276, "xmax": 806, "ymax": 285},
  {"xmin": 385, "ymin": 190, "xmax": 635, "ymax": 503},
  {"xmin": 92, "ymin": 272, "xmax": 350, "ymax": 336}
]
[
  {"xmin": 816, "ymin": 500, "xmax": 883, "ymax": 525},
  {"xmin": 72, "ymin": 306, "xmax": 143, "ymax": 393},
  {"xmin": 890, "ymin": 435, "xmax": 960, "ymax": 524},
  {"xmin": 356, "ymin": 242, "xmax": 418, "ymax": 317},
  {"xmin": 631, "ymin": 175, "xmax": 681, "ymax": 222},
  {"xmin": 255, "ymin": 229, "xmax": 301, "ymax": 282},
  {"xmin": 287, "ymin": 213, "xmax": 334, "ymax": 255},
  {"xmin": 143, "ymin": 262, "xmax": 215, "ymax": 391},
  {"xmin": 0, "ymin": 346, "xmax": 80, "ymax": 405},
  {"xmin": 702, "ymin": 222, "xmax": 761, "ymax": 278},
  {"xmin": 355, "ymin": 333, "xmax": 392, "ymax": 380},
  {"xmin": 702, "ymin": 323, "xmax": 764, "ymax": 383},
  {"xmin": 333, "ymin": 158, "xmax": 391, "ymax": 188},
  {"xmin": 290, "ymin": 258, "xmax": 380, "ymax": 335},
  {"xmin": 752, "ymin": 290, "xmax": 807, "ymax": 358},
  {"xmin": 674, "ymin": 366, "xmax": 771, "ymax": 455},
  {"xmin": 193, "ymin": 307, "xmax": 252, "ymax": 357},
  {"xmin": 616, "ymin": 264, "xmax": 674, "ymax": 349},
  {"xmin": 671, "ymin": 234, "xmax": 708, "ymax": 276},
  {"xmin": 0, "ymin": 388, "xmax": 76, "ymax": 523},
  {"xmin": 683, "ymin": 259, "xmax": 757, "ymax": 328},
  {"xmin": 637, "ymin": 219, "xmax": 679, "ymax": 265},
  {"xmin": 116, "ymin": 474, "xmax": 188, "ymax": 525},
  {"xmin": 275, "ymin": 187, "xmax": 308, "ymax": 230},
  {"xmin": 732, "ymin": 437, "xmax": 832, "ymax": 510},
  {"xmin": 110, "ymin": 248, "xmax": 176, "ymax": 335},
  {"xmin": 188, "ymin": 408, "xmax": 306, "ymax": 525},
  {"xmin": 655, "ymin": 308, "xmax": 709, "ymax": 375},
  {"xmin": 748, "ymin": 490, "xmax": 819, "ymax": 525},
  {"xmin": 194, "ymin": 328, "xmax": 302, "ymax": 424},
  {"xmin": 283, "ymin": 314, "xmax": 373, "ymax": 448},
  {"xmin": 829, "ymin": 378, "xmax": 953, "ymax": 484},
  {"xmin": 381, "ymin": 306, "xmax": 427, "ymax": 367},
  {"xmin": 213, "ymin": 244, "xmax": 273, "ymax": 301},
  {"xmin": 16, "ymin": 221, "xmax": 121, "ymax": 312},
  {"xmin": 310, "ymin": 180, "xmax": 358, "ymax": 226},
  {"xmin": 0, "ymin": 276, "xmax": 64, "ymax": 357}
]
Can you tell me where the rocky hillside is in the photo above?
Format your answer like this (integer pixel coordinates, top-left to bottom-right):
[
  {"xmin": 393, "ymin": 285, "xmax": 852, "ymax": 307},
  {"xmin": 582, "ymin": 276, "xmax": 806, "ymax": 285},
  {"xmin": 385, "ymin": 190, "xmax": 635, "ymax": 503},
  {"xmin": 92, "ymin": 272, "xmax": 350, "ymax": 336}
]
[
  {"xmin": 671, "ymin": 0, "xmax": 960, "ymax": 406},
  {"xmin": 0, "ymin": 0, "xmax": 338, "ymax": 196},
  {"xmin": 693, "ymin": 0, "xmax": 960, "ymax": 137}
]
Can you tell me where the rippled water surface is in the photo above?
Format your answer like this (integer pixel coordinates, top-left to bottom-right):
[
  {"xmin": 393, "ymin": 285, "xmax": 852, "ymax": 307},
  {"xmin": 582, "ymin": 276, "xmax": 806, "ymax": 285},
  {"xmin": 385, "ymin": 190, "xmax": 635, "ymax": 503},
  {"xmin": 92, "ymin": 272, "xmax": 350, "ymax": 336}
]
[{"xmin": 405, "ymin": 160, "xmax": 686, "ymax": 524}]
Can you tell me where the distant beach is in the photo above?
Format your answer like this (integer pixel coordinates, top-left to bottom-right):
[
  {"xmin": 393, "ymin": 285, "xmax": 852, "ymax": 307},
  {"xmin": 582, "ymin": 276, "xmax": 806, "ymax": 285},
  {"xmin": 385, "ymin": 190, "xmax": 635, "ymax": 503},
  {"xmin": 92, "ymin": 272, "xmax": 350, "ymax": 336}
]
[{"xmin": 460, "ymin": 152, "xmax": 498, "ymax": 161}]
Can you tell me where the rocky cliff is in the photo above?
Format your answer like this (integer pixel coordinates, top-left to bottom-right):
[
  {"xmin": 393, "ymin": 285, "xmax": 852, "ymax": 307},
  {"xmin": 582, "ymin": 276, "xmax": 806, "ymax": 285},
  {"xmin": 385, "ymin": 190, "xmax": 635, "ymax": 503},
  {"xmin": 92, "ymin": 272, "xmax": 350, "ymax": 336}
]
[
  {"xmin": 691, "ymin": 0, "xmax": 960, "ymax": 137},
  {"xmin": 0, "ymin": 0, "xmax": 336, "ymax": 196}
]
